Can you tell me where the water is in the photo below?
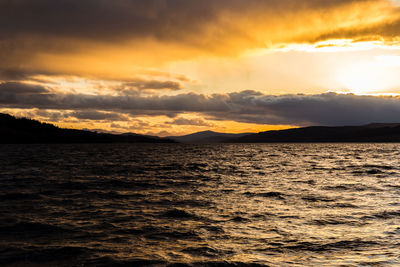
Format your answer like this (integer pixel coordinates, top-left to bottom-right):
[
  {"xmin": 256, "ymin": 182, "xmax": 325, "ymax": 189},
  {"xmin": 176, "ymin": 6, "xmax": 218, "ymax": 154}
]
[{"xmin": 1, "ymin": 143, "xmax": 400, "ymax": 266}]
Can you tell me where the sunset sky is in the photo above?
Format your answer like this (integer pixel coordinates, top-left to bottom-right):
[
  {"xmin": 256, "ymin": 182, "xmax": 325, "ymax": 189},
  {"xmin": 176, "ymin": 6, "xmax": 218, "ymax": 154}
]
[{"xmin": 2, "ymin": 0, "xmax": 400, "ymax": 136}]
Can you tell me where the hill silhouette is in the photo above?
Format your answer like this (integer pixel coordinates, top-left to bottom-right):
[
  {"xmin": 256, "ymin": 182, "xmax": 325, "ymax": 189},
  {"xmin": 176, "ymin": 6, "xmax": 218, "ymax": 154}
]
[
  {"xmin": 227, "ymin": 124, "xmax": 400, "ymax": 143},
  {"xmin": 0, "ymin": 113, "xmax": 175, "ymax": 144},
  {"xmin": 167, "ymin": 130, "xmax": 252, "ymax": 143}
]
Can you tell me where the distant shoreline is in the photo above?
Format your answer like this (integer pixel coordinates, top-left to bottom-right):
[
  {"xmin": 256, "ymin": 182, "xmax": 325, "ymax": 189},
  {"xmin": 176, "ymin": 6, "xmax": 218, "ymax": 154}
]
[{"xmin": 2, "ymin": 113, "xmax": 400, "ymax": 144}]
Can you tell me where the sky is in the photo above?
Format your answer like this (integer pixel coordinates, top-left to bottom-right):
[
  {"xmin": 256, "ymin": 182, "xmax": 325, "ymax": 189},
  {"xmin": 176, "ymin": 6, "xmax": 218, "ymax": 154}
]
[{"xmin": 2, "ymin": 0, "xmax": 400, "ymax": 136}]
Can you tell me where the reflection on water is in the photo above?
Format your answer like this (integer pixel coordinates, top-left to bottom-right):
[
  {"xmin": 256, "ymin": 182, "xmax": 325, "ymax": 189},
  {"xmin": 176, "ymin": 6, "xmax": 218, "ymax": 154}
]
[{"xmin": 1, "ymin": 143, "xmax": 400, "ymax": 266}]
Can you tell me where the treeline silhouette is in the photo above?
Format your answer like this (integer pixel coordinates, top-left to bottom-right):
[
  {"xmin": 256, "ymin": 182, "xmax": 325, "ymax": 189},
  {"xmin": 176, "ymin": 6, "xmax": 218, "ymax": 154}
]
[{"xmin": 0, "ymin": 113, "xmax": 174, "ymax": 144}]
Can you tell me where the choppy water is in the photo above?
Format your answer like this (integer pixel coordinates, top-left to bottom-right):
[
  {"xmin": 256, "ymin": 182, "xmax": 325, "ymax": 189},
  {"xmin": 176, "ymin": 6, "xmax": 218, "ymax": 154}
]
[{"xmin": 1, "ymin": 144, "xmax": 400, "ymax": 266}]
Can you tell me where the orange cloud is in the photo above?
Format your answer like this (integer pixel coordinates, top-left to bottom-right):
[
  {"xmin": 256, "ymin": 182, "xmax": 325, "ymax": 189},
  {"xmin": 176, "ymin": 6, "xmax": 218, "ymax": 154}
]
[{"xmin": 1, "ymin": 0, "xmax": 400, "ymax": 81}]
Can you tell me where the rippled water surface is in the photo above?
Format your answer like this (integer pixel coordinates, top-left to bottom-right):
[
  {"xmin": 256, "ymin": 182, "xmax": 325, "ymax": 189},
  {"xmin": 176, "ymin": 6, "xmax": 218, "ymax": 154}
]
[{"xmin": 1, "ymin": 143, "xmax": 400, "ymax": 266}]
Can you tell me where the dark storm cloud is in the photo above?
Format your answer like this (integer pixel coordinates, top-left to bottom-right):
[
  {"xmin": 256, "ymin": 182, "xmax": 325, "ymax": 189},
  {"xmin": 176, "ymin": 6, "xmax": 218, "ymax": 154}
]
[{"xmin": 2, "ymin": 82, "xmax": 400, "ymax": 126}]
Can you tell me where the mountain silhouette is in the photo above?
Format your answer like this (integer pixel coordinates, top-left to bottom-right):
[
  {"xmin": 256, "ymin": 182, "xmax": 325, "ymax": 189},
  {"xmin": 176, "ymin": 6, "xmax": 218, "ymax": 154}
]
[
  {"xmin": 227, "ymin": 124, "xmax": 400, "ymax": 143},
  {"xmin": 0, "ymin": 113, "xmax": 175, "ymax": 144},
  {"xmin": 167, "ymin": 130, "xmax": 252, "ymax": 143}
]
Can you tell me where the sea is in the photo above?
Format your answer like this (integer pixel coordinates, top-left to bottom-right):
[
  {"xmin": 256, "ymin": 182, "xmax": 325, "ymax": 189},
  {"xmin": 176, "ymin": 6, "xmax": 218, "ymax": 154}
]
[{"xmin": 1, "ymin": 143, "xmax": 400, "ymax": 266}]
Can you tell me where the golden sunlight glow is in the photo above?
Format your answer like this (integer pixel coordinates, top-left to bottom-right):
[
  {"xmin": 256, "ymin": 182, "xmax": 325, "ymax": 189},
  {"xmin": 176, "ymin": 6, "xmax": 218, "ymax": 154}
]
[
  {"xmin": 390, "ymin": 0, "xmax": 400, "ymax": 6},
  {"xmin": 335, "ymin": 57, "xmax": 400, "ymax": 94}
]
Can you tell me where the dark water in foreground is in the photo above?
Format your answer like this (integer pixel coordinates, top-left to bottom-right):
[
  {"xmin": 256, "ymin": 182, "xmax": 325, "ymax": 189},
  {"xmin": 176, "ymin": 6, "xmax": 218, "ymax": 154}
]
[{"xmin": 1, "ymin": 144, "xmax": 400, "ymax": 266}]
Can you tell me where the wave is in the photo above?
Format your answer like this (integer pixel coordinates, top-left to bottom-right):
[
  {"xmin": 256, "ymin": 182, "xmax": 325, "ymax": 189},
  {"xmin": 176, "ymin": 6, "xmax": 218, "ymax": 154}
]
[
  {"xmin": 161, "ymin": 209, "xmax": 200, "ymax": 220},
  {"xmin": 279, "ymin": 239, "xmax": 379, "ymax": 252},
  {"xmin": 243, "ymin": 191, "xmax": 286, "ymax": 199}
]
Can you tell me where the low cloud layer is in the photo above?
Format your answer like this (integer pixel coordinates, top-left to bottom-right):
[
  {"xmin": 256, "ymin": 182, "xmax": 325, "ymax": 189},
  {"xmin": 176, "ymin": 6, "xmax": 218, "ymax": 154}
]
[
  {"xmin": 167, "ymin": 117, "xmax": 213, "ymax": 127},
  {"xmin": 2, "ymin": 82, "xmax": 400, "ymax": 127},
  {"xmin": 69, "ymin": 110, "xmax": 128, "ymax": 121},
  {"xmin": 123, "ymin": 79, "xmax": 183, "ymax": 91}
]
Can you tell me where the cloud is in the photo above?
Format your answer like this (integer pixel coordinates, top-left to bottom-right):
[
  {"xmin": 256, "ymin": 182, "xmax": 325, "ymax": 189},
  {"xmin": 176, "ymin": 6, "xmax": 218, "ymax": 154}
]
[
  {"xmin": 0, "ymin": 1, "xmax": 296, "ymax": 40},
  {"xmin": 0, "ymin": 82, "xmax": 49, "ymax": 94},
  {"xmin": 0, "ymin": 82, "xmax": 50, "ymax": 105},
  {"xmin": 1, "ymin": 0, "xmax": 400, "ymax": 79},
  {"xmin": 34, "ymin": 109, "xmax": 66, "ymax": 122},
  {"xmin": 167, "ymin": 117, "xmax": 213, "ymax": 126},
  {"xmin": 0, "ymin": 0, "xmax": 389, "ymax": 42},
  {"xmin": 69, "ymin": 110, "xmax": 128, "ymax": 121},
  {"xmin": 221, "ymin": 92, "xmax": 400, "ymax": 126},
  {"xmin": 2, "ymin": 82, "xmax": 400, "ymax": 126},
  {"xmin": 123, "ymin": 79, "xmax": 183, "ymax": 91}
]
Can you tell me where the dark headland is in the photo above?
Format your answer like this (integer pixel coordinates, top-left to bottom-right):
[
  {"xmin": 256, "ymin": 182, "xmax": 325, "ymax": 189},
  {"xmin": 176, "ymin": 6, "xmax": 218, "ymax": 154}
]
[
  {"xmin": 227, "ymin": 123, "xmax": 400, "ymax": 143},
  {"xmin": 0, "ymin": 113, "xmax": 175, "ymax": 144}
]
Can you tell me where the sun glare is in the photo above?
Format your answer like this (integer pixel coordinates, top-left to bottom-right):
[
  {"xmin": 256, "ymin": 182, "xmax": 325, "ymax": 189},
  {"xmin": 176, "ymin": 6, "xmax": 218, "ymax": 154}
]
[{"xmin": 335, "ymin": 59, "xmax": 399, "ymax": 94}]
